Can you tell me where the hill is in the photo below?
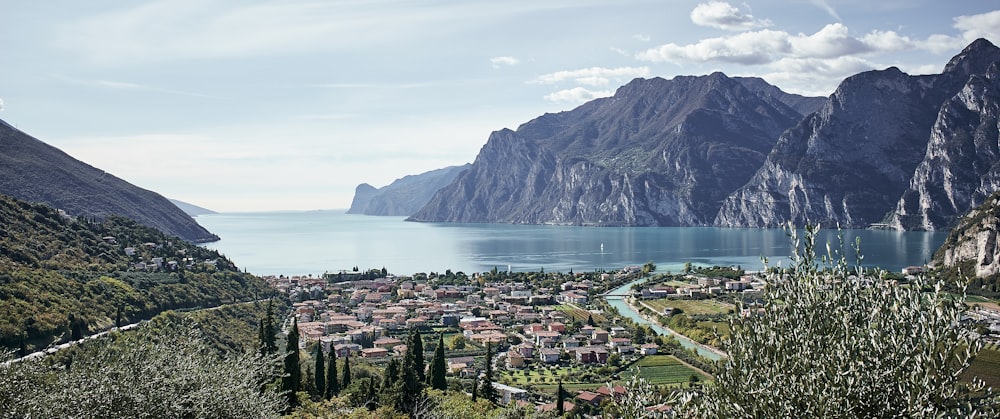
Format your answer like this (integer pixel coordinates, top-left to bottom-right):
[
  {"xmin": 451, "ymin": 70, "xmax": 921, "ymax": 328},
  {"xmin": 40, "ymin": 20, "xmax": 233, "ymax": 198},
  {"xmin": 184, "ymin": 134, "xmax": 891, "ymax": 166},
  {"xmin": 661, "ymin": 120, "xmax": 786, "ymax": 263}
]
[
  {"xmin": 0, "ymin": 118, "xmax": 218, "ymax": 242},
  {"xmin": 0, "ymin": 193, "xmax": 276, "ymax": 353}
]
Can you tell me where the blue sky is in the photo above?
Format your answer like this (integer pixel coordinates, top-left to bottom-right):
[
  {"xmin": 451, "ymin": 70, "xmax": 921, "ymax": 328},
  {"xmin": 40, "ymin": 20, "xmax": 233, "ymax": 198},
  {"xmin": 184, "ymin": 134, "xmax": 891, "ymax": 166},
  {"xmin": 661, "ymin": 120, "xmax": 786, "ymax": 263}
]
[{"xmin": 1, "ymin": 0, "xmax": 998, "ymax": 211}]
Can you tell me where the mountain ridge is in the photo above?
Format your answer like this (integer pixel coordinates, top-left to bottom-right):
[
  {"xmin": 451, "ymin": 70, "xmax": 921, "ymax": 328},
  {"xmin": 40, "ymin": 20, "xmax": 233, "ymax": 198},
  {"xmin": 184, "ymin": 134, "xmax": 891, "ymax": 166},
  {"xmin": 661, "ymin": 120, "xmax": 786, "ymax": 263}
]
[
  {"xmin": 0, "ymin": 118, "xmax": 218, "ymax": 242},
  {"xmin": 409, "ymin": 72, "xmax": 816, "ymax": 226}
]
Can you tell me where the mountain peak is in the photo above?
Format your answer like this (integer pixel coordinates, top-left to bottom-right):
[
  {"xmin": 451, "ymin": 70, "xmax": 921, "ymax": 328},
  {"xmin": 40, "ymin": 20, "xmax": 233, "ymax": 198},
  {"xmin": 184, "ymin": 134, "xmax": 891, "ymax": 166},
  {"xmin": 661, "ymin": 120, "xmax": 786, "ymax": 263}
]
[{"xmin": 944, "ymin": 38, "xmax": 1000, "ymax": 75}]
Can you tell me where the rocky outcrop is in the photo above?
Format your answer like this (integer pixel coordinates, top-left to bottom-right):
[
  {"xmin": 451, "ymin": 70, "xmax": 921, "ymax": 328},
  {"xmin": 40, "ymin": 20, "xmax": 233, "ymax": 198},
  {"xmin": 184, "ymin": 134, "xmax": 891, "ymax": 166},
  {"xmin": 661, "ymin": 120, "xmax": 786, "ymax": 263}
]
[
  {"xmin": 935, "ymin": 191, "xmax": 1000, "ymax": 277},
  {"xmin": 0, "ymin": 118, "xmax": 219, "ymax": 242},
  {"xmin": 890, "ymin": 54, "xmax": 1000, "ymax": 230},
  {"xmin": 410, "ymin": 73, "xmax": 812, "ymax": 225},
  {"xmin": 717, "ymin": 39, "xmax": 1000, "ymax": 229},
  {"xmin": 347, "ymin": 164, "xmax": 469, "ymax": 216},
  {"xmin": 347, "ymin": 183, "xmax": 379, "ymax": 214}
]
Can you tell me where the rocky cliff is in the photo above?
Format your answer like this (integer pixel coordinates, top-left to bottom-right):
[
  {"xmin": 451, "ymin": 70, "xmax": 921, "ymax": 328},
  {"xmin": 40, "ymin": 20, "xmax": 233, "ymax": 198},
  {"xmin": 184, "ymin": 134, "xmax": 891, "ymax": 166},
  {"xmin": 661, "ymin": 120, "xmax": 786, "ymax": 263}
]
[
  {"xmin": 409, "ymin": 73, "xmax": 813, "ymax": 225},
  {"xmin": 716, "ymin": 39, "xmax": 1000, "ymax": 229},
  {"xmin": 347, "ymin": 164, "xmax": 470, "ymax": 216},
  {"xmin": 0, "ymin": 118, "xmax": 219, "ymax": 242},
  {"xmin": 934, "ymin": 191, "xmax": 1000, "ymax": 278},
  {"xmin": 890, "ymin": 41, "xmax": 1000, "ymax": 230}
]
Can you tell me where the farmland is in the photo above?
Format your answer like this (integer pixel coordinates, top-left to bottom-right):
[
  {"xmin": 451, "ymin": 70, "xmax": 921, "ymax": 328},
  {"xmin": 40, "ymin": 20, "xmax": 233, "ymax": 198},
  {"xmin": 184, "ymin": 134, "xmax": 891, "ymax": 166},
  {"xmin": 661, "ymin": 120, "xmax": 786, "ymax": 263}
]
[
  {"xmin": 552, "ymin": 304, "xmax": 606, "ymax": 324},
  {"xmin": 963, "ymin": 344, "xmax": 1000, "ymax": 388},
  {"xmin": 643, "ymin": 298, "xmax": 735, "ymax": 315},
  {"xmin": 622, "ymin": 355, "xmax": 712, "ymax": 385}
]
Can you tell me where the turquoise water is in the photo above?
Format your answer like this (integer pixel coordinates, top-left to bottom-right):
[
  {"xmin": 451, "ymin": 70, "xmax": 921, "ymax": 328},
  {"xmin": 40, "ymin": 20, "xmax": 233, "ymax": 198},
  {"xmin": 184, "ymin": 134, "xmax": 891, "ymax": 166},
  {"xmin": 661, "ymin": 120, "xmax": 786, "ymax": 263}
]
[
  {"xmin": 196, "ymin": 211, "xmax": 949, "ymax": 277},
  {"xmin": 605, "ymin": 278, "xmax": 723, "ymax": 360}
]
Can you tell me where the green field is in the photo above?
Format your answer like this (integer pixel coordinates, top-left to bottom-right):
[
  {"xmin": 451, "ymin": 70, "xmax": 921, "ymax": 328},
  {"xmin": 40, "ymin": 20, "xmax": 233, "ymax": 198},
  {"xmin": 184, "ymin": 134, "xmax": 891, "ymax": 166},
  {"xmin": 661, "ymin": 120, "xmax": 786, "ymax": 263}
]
[
  {"xmin": 644, "ymin": 298, "xmax": 735, "ymax": 315},
  {"xmin": 963, "ymin": 344, "xmax": 1000, "ymax": 389},
  {"xmin": 622, "ymin": 355, "xmax": 712, "ymax": 385},
  {"xmin": 552, "ymin": 304, "xmax": 606, "ymax": 324}
]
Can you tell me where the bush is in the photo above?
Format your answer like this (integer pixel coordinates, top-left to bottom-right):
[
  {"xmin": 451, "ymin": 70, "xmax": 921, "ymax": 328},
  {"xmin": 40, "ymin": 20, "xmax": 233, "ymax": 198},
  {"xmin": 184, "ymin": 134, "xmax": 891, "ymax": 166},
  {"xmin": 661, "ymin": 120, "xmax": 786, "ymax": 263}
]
[{"xmin": 676, "ymin": 225, "xmax": 998, "ymax": 418}]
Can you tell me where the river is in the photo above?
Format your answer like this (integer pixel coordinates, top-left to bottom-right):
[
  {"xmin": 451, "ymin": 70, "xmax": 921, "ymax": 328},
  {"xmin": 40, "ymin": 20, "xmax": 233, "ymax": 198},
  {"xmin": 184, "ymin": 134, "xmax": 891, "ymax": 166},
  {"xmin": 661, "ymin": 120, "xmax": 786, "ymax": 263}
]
[{"xmin": 604, "ymin": 277, "xmax": 724, "ymax": 361}]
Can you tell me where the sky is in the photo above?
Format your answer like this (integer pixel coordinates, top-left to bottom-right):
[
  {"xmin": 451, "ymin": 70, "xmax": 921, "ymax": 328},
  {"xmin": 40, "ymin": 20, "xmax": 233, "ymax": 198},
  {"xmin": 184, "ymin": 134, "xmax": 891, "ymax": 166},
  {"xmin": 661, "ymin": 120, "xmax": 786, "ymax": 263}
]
[{"xmin": 1, "ymin": 1, "xmax": 998, "ymax": 212}]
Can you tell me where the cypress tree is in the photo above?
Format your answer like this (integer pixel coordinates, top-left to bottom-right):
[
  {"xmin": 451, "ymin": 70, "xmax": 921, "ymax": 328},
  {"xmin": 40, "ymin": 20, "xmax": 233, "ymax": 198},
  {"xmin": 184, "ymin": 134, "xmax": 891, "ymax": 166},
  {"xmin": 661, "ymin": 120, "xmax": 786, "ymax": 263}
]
[
  {"xmin": 557, "ymin": 379, "xmax": 565, "ymax": 415},
  {"xmin": 325, "ymin": 349, "xmax": 339, "ymax": 399},
  {"xmin": 430, "ymin": 333, "xmax": 447, "ymax": 391},
  {"xmin": 471, "ymin": 375, "xmax": 478, "ymax": 402},
  {"xmin": 313, "ymin": 343, "xmax": 325, "ymax": 398},
  {"xmin": 399, "ymin": 329, "xmax": 425, "ymax": 413},
  {"xmin": 410, "ymin": 328, "xmax": 425, "ymax": 384},
  {"xmin": 282, "ymin": 318, "xmax": 301, "ymax": 411},
  {"xmin": 380, "ymin": 358, "xmax": 401, "ymax": 409},
  {"xmin": 342, "ymin": 351, "xmax": 352, "ymax": 389},
  {"xmin": 480, "ymin": 343, "xmax": 498, "ymax": 404}
]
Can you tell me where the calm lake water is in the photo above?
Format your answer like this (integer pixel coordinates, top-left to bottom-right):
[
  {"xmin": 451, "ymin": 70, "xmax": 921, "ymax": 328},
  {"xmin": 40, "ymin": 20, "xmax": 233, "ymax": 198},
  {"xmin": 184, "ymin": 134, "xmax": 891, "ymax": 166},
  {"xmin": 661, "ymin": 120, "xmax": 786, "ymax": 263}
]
[{"xmin": 196, "ymin": 211, "xmax": 949, "ymax": 277}]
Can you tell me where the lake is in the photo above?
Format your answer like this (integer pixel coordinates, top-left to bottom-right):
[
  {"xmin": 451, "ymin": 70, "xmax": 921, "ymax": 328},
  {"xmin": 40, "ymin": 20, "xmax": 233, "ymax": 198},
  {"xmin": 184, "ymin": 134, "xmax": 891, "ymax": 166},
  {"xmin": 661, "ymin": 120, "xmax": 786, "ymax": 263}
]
[{"xmin": 196, "ymin": 211, "xmax": 949, "ymax": 277}]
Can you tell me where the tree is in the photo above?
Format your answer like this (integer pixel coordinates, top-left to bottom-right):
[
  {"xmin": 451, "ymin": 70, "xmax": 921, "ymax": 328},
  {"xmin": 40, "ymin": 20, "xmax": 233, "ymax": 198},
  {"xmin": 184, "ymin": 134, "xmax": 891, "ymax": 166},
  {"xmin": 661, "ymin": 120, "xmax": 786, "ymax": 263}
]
[
  {"xmin": 430, "ymin": 333, "xmax": 448, "ymax": 391},
  {"xmin": 586, "ymin": 314, "xmax": 595, "ymax": 327},
  {"xmin": 380, "ymin": 358, "xmax": 402, "ymax": 409},
  {"xmin": 342, "ymin": 350, "xmax": 352, "ymax": 389},
  {"xmin": 399, "ymin": 328, "xmax": 426, "ymax": 413},
  {"xmin": 313, "ymin": 342, "xmax": 325, "ymax": 398},
  {"xmin": 258, "ymin": 299, "xmax": 278, "ymax": 355},
  {"xmin": 409, "ymin": 328, "xmax": 425, "ymax": 384},
  {"xmin": 450, "ymin": 334, "xmax": 467, "ymax": 350},
  {"xmin": 676, "ymin": 225, "xmax": 995, "ymax": 417},
  {"xmin": 0, "ymin": 319, "xmax": 285, "ymax": 418},
  {"xmin": 556, "ymin": 379, "xmax": 565, "ymax": 416},
  {"xmin": 282, "ymin": 318, "xmax": 301, "ymax": 411},
  {"xmin": 480, "ymin": 343, "xmax": 498, "ymax": 404},
  {"xmin": 325, "ymin": 348, "xmax": 339, "ymax": 399},
  {"xmin": 471, "ymin": 375, "xmax": 478, "ymax": 402}
]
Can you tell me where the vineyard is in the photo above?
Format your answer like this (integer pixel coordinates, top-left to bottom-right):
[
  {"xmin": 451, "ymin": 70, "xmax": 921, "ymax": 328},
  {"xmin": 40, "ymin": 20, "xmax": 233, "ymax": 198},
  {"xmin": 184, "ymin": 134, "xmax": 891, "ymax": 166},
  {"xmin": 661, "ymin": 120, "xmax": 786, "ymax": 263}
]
[
  {"xmin": 622, "ymin": 355, "xmax": 711, "ymax": 386},
  {"xmin": 552, "ymin": 304, "xmax": 606, "ymax": 324}
]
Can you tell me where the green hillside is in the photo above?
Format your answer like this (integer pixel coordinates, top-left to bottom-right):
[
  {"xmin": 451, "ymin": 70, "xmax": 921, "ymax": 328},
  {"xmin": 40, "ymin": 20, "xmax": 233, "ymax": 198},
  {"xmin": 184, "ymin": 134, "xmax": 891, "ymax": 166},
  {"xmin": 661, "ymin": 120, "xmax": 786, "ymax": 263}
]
[{"xmin": 0, "ymin": 193, "xmax": 276, "ymax": 352}]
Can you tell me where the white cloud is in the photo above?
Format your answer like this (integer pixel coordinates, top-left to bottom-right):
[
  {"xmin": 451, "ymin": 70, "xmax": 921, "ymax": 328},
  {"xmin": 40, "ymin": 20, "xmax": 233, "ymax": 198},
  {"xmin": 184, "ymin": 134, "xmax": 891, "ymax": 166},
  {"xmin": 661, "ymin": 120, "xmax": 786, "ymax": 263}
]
[
  {"xmin": 544, "ymin": 87, "xmax": 614, "ymax": 103},
  {"xmin": 690, "ymin": 1, "xmax": 772, "ymax": 31},
  {"xmin": 0, "ymin": 97, "xmax": 4, "ymax": 111},
  {"xmin": 861, "ymin": 30, "xmax": 915, "ymax": 52},
  {"xmin": 632, "ymin": 33, "xmax": 651, "ymax": 42},
  {"xmin": 636, "ymin": 30, "xmax": 790, "ymax": 65},
  {"xmin": 954, "ymin": 10, "xmax": 1000, "ymax": 42},
  {"xmin": 532, "ymin": 66, "xmax": 651, "ymax": 85},
  {"xmin": 490, "ymin": 56, "xmax": 520, "ymax": 68},
  {"xmin": 788, "ymin": 23, "xmax": 871, "ymax": 58}
]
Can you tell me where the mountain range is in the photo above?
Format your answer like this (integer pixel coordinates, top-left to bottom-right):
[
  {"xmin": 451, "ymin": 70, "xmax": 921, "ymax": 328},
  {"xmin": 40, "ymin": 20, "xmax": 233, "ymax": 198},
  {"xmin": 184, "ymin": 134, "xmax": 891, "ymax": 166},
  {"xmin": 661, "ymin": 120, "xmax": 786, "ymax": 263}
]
[
  {"xmin": 353, "ymin": 39, "xmax": 1000, "ymax": 231},
  {"xmin": 0, "ymin": 118, "xmax": 219, "ymax": 242}
]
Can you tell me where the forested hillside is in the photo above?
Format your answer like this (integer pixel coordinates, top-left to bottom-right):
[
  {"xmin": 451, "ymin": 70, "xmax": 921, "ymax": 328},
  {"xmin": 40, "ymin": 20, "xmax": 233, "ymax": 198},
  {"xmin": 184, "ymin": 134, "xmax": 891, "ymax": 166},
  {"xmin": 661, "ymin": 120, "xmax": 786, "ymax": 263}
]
[{"xmin": 0, "ymin": 194, "xmax": 276, "ymax": 353}]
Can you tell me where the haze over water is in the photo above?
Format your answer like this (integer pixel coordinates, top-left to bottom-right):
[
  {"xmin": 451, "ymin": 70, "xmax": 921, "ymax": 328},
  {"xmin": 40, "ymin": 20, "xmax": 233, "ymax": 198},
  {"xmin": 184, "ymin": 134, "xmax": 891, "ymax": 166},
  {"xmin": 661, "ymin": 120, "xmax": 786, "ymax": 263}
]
[{"xmin": 197, "ymin": 211, "xmax": 948, "ymax": 277}]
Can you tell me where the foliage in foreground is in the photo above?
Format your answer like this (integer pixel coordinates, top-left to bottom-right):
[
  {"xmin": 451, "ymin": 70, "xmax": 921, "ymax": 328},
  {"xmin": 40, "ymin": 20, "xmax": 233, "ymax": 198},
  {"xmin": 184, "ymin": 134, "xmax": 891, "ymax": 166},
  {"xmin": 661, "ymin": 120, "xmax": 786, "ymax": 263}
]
[
  {"xmin": 0, "ymin": 318, "xmax": 284, "ymax": 418},
  {"xmin": 675, "ymin": 225, "xmax": 997, "ymax": 418}
]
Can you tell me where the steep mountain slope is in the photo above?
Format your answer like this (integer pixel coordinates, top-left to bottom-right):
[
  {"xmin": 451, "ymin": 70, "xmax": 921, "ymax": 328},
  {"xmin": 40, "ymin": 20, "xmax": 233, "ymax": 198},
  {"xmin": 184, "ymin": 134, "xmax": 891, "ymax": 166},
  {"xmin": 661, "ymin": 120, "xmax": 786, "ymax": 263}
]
[
  {"xmin": 0, "ymin": 193, "xmax": 275, "ymax": 352},
  {"xmin": 930, "ymin": 190, "xmax": 1000, "ymax": 297},
  {"xmin": 409, "ymin": 73, "xmax": 813, "ymax": 226},
  {"xmin": 891, "ymin": 50, "xmax": 1000, "ymax": 230},
  {"xmin": 716, "ymin": 39, "xmax": 1000, "ymax": 228},
  {"xmin": 347, "ymin": 164, "xmax": 470, "ymax": 216},
  {"xmin": 0, "ymin": 119, "xmax": 218, "ymax": 242}
]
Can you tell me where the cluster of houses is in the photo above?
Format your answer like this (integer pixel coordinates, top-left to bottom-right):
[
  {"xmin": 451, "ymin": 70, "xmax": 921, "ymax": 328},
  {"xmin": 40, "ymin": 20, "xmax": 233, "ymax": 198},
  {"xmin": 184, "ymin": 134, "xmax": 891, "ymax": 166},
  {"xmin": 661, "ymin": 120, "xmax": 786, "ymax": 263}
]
[
  {"xmin": 262, "ymin": 269, "xmax": 668, "ymax": 411},
  {"xmin": 638, "ymin": 274, "xmax": 763, "ymax": 299},
  {"xmin": 263, "ymin": 273, "xmax": 618, "ymax": 363},
  {"xmin": 112, "ymin": 237, "xmax": 218, "ymax": 272},
  {"xmin": 504, "ymin": 322, "xmax": 658, "ymax": 369}
]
